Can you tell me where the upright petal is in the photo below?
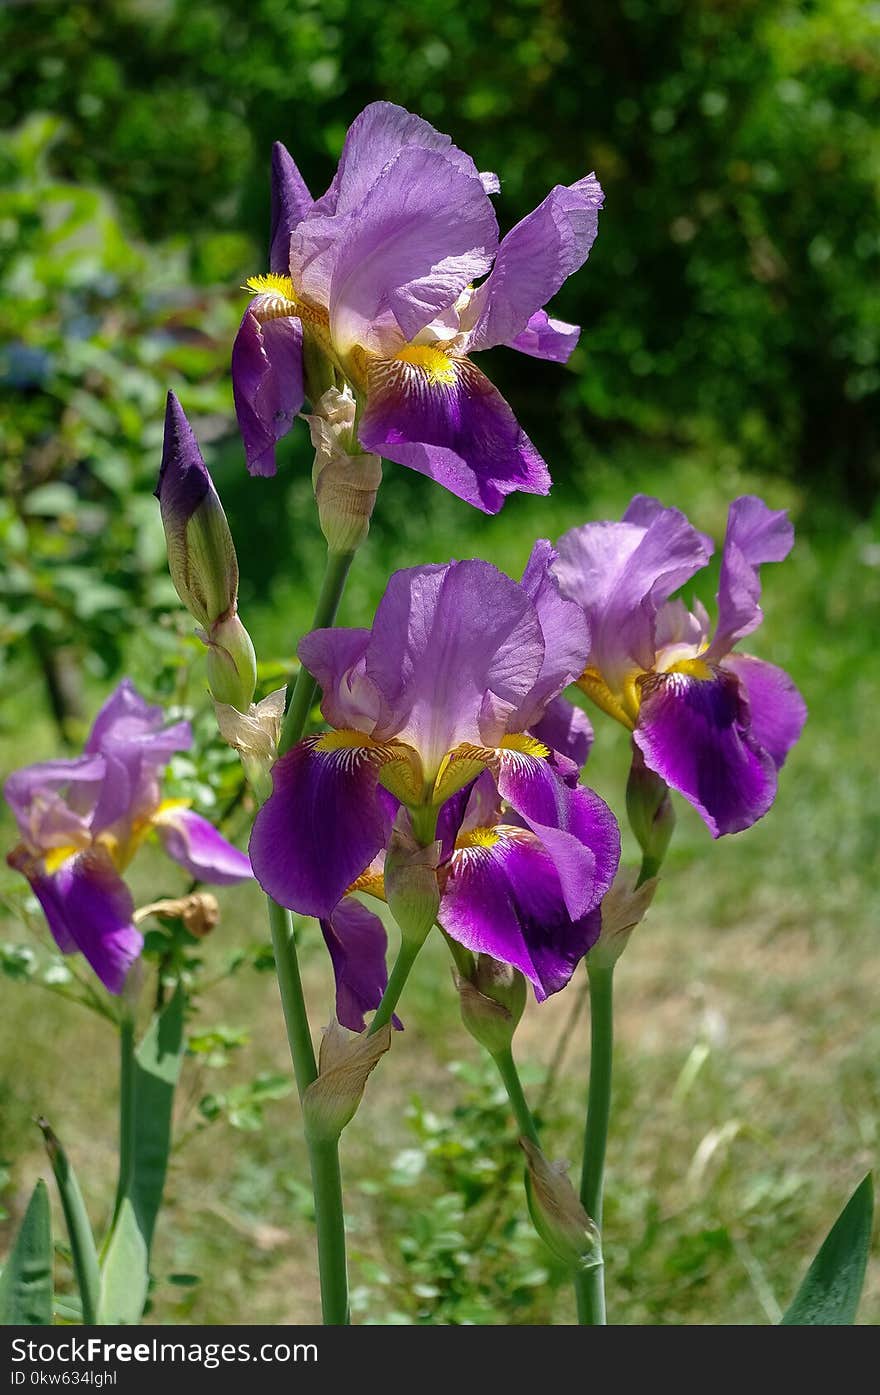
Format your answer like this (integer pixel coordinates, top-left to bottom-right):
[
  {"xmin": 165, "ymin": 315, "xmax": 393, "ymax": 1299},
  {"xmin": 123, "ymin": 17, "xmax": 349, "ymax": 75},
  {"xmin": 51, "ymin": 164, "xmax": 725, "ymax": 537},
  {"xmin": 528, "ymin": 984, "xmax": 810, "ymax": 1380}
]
[
  {"xmin": 358, "ymin": 356, "xmax": 550, "ymax": 514},
  {"xmin": 722, "ymin": 654, "xmax": 806, "ymax": 769},
  {"xmin": 708, "ymin": 496, "xmax": 795, "ymax": 657},
  {"xmin": 320, "ymin": 897, "xmax": 398, "ymax": 1033},
  {"xmin": 363, "ymin": 560, "xmax": 545, "ymax": 769},
  {"xmin": 153, "ymin": 806, "xmax": 253, "ymax": 885},
  {"xmin": 634, "ymin": 667, "xmax": 777, "ymax": 836},
  {"xmin": 249, "ymin": 734, "xmax": 392, "ymax": 917},
  {"xmin": 440, "ymin": 826, "xmax": 602, "ymax": 1000},
  {"xmin": 85, "ymin": 679, "xmax": 191, "ymax": 833},
  {"xmin": 530, "ymin": 697, "xmax": 594, "ymax": 774},
  {"xmin": 495, "ymin": 751, "xmax": 620, "ymax": 920},
  {"xmin": 24, "ymin": 848, "xmax": 141, "ymax": 994},
  {"xmin": 554, "ymin": 499, "xmax": 713, "ymax": 690},
  {"xmin": 312, "ymin": 101, "xmax": 493, "ymax": 217},
  {"xmin": 4, "ymin": 754, "xmax": 105, "ymax": 852},
  {"xmin": 507, "ymin": 310, "xmax": 581, "ymax": 364},
  {"xmin": 515, "ymin": 540, "xmax": 591, "ymax": 725},
  {"xmin": 319, "ymin": 146, "xmax": 498, "ymax": 355},
  {"xmin": 297, "ymin": 627, "xmax": 382, "ymax": 734},
  {"xmin": 463, "ymin": 175, "xmax": 603, "ymax": 352},
  {"xmin": 231, "ymin": 307, "xmax": 305, "ymax": 477},
  {"xmin": 270, "ymin": 141, "xmax": 313, "ymax": 274}
]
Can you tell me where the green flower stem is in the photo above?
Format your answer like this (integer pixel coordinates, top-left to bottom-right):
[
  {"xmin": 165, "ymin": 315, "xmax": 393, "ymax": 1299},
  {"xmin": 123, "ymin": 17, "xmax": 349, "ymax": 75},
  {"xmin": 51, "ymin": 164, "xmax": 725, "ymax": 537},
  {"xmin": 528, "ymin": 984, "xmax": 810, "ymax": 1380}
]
[
  {"xmin": 636, "ymin": 853, "xmax": 662, "ymax": 887},
  {"xmin": 575, "ymin": 961, "xmax": 614, "ymax": 1325},
  {"xmin": 110, "ymin": 1013, "xmax": 136, "ymax": 1233},
  {"xmin": 492, "ymin": 1046, "xmax": 541, "ymax": 1146},
  {"xmin": 278, "ymin": 548, "xmax": 355, "ymax": 758},
  {"xmin": 267, "ymin": 542, "xmax": 358, "ymax": 1325},
  {"xmin": 368, "ymin": 936, "xmax": 423, "ymax": 1036}
]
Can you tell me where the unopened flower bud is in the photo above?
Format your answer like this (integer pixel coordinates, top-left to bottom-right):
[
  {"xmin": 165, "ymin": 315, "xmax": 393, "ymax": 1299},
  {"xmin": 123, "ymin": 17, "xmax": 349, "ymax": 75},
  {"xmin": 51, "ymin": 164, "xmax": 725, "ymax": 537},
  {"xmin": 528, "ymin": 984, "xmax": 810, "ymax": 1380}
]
[
  {"xmin": 303, "ymin": 1018, "xmax": 392, "ymax": 1141},
  {"xmin": 134, "ymin": 892, "xmax": 220, "ymax": 939},
  {"xmin": 588, "ymin": 868, "xmax": 658, "ymax": 970},
  {"xmin": 306, "ymin": 388, "xmax": 382, "ymax": 555},
  {"xmin": 203, "ymin": 612, "xmax": 257, "ymax": 712},
  {"xmin": 520, "ymin": 1138, "xmax": 601, "ymax": 1272},
  {"xmin": 456, "ymin": 954, "xmax": 527, "ymax": 1056},
  {"xmin": 626, "ymin": 741, "xmax": 675, "ymax": 878},
  {"xmin": 156, "ymin": 392, "xmax": 239, "ymax": 629},
  {"xmin": 384, "ymin": 823, "xmax": 441, "ymax": 947},
  {"xmin": 213, "ymin": 687, "xmax": 286, "ymax": 802}
]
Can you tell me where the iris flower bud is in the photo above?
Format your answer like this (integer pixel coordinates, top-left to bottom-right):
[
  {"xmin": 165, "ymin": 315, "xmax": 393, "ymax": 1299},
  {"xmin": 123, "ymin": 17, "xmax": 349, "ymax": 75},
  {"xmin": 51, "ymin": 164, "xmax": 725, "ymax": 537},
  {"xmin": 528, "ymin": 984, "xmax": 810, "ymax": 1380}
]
[
  {"xmin": 520, "ymin": 1139, "xmax": 601, "ymax": 1272},
  {"xmin": 156, "ymin": 392, "xmax": 256, "ymax": 711},
  {"xmin": 588, "ymin": 869, "xmax": 657, "ymax": 970},
  {"xmin": 306, "ymin": 387, "xmax": 382, "ymax": 556},
  {"xmin": 455, "ymin": 954, "xmax": 527, "ymax": 1056},
  {"xmin": 626, "ymin": 741, "xmax": 675, "ymax": 879},
  {"xmin": 384, "ymin": 822, "xmax": 442, "ymax": 948},
  {"xmin": 303, "ymin": 1018, "xmax": 392, "ymax": 1141}
]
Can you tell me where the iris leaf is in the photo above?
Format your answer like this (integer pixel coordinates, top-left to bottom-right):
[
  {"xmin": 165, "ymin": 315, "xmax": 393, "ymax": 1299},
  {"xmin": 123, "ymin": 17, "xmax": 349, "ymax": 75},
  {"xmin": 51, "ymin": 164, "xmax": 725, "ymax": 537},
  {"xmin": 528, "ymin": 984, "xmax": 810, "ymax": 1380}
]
[
  {"xmin": 781, "ymin": 1173, "xmax": 874, "ymax": 1325},
  {"xmin": 0, "ymin": 1179, "xmax": 53, "ymax": 1326}
]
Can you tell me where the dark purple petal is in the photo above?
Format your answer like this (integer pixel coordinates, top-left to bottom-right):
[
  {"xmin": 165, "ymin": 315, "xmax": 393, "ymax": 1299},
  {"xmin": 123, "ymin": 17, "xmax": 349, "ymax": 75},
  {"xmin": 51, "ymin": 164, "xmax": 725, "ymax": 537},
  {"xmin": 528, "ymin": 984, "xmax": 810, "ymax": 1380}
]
[
  {"xmin": 359, "ymin": 356, "xmax": 550, "ymax": 514},
  {"xmin": 634, "ymin": 667, "xmax": 777, "ymax": 836},
  {"xmin": 435, "ymin": 783, "xmax": 476, "ymax": 863},
  {"xmin": 155, "ymin": 390, "xmax": 211, "ymax": 525},
  {"xmin": 722, "ymin": 654, "xmax": 806, "ymax": 769},
  {"xmin": 530, "ymin": 697, "xmax": 594, "ymax": 773},
  {"xmin": 153, "ymin": 807, "xmax": 253, "ymax": 884},
  {"xmin": 463, "ymin": 175, "xmax": 603, "ymax": 352},
  {"xmin": 508, "ymin": 310, "xmax": 580, "ymax": 363},
  {"xmin": 440, "ymin": 827, "xmax": 602, "ymax": 999},
  {"xmin": 495, "ymin": 751, "xmax": 620, "ymax": 920},
  {"xmin": 21, "ymin": 848, "xmax": 141, "ymax": 994},
  {"xmin": 270, "ymin": 141, "xmax": 313, "ymax": 274},
  {"xmin": 364, "ymin": 560, "xmax": 545, "ymax": 764},
  {"xmin": 709, "ymin": 496, "xmax": 795, "ymax": 657},
  {"xmin": 320, "ymin": 897, "xmax": 400, "ymax": 1033},
  {"xmin": 249, "ymin": 736, "xmax": 392, "ymax": 917},
  {"xmin": 231, "ymin": 307, "xmax": 304, "ymax": 477},
  {"xmin": 297, "ymin": 627, "xmax": 382, "ymax": 734},
  {"xmin": 515, "ymin": 539, "xmax": 590, "ymax": 724},
  {"xmin": 319, "ymin": 145, "xmax": 498, "ymax": 354},
  {"xmin": 312, "ymin": 101, "xmax": 494, "ymax": 217},
  {"xmin": 554, "ymin": 498, "xmax": 713, "ymax": 689}
]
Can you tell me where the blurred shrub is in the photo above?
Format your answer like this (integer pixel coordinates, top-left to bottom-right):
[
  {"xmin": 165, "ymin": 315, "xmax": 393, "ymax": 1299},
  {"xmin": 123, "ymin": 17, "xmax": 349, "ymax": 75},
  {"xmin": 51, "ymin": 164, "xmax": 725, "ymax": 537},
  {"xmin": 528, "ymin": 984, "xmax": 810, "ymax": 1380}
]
[{"xmin": 1, "ymin": 0, "xmax": 878, "ymax": 501}]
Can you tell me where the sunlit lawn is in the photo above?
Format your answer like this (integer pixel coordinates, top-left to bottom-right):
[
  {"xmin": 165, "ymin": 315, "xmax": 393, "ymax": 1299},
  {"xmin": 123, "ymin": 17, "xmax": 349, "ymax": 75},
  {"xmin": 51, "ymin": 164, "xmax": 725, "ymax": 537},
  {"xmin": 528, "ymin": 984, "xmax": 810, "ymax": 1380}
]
[{"xmin": 2, "ymin": 440, "xmax": 878, "ymax": 1324}]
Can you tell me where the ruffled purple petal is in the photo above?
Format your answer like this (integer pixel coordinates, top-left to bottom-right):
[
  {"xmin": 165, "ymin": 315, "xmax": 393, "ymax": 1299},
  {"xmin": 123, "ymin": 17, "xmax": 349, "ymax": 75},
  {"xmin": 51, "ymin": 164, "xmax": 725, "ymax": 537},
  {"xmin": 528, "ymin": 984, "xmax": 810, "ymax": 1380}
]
[
  {"xmin": 320, "ymin": 896, "xmax": 400, "ymax": 1033},
  {"xmin": 249, "ymin": 737, "xmax": 392, "ymax": 917},
  {"xmin": 554, "ymin": 498, "xmax": 713, "ymax": 689},
  {"xmin": 359, "ymin": 356, "xmax": 550, "ymax": 514},
  {"xmin": 363, "ymin": 561, "xmax": 545, "ymax": 766},
  {"xmin": 270, "ymin": 141, "xmax": 313, "ymax": 275},
  {"xmin": 709, "ymin": 496, "xmax": 795, "ymax": 657},
  {"xmin": 508, "ymin": 310, "xmax": 581, "ymax": 363},
  {"xmin": 722, "ymin": 654, "xmax": 806, "ymax": 769},
  {"xmin": 440, "ymin": 827, "xmax": 602, "ymax": 999},
  {"xmin": 495, "ymin": 752, "xmax": 620, "ymax": 920},
  {"xmin": 320, "ymin": 145, "xmax": 498, "ymax": 355},
  {"xmin": 4, "ymin": 754, "xmax": 105, "ymax": 851},
  {"xmin": 530, "ymin": 697, "xmax": 594, "ymax": 774},
  {"xmin": 85, "ymin": 679, "xmax": 191, "ymax": 833},
  {"xmin": 463, "ymin": 175, "xmax": 603, "ymax": 353},
  {"xmin": 634, "ymin": 667, "xmax": 777, "ymax": 837},
  {"xmin": 312, "ymin": 101, "xmax": 494, "ymax": 218},
  {"xmin": 231, "ymin": 307, "xmax": 304, "ymax": 477},
  {"xmin": 297, "ymin": 627, "xmax": 382, "ymax": 734},
  {"xmin": 21, "ymin": 848, "xmax": 141, "ymax": 994},
  {"xmin": 515, "ymin": 540, "xmax": 590, "ymax": 725},
  {"xmin": 153, "ymin": 807, "xmax": 253, "ymax": 885}
]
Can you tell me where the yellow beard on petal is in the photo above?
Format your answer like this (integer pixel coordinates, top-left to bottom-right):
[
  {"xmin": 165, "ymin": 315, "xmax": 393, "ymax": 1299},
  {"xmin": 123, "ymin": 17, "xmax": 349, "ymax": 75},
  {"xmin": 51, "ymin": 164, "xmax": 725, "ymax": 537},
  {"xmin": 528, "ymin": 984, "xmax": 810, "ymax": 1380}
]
[
  {"xmin": 499, "ymin": 733, "xmax": 550, "ymax": 759},
  {"xmin": 393, "ymin": 343, "xmax": 457, "ymax": 385},
  {"xmin": 455, "ymin": 825, "xmax": 503, "ymax": 850}
]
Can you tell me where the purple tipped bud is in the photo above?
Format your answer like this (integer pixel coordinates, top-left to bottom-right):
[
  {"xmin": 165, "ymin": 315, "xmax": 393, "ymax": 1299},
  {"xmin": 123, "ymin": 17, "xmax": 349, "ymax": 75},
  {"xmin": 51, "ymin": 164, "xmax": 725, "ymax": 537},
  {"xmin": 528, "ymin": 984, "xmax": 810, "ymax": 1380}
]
[
  {"xmin": 626, "ymin": 741, "xmax": 675, "ymax": 880},
  {"xmin": 269, "ymin": 141, "xmax": 313, "ymax": 275},
  {"xmin": 156, "ymin": 392, "xmax": 239, "ymax": 630}
]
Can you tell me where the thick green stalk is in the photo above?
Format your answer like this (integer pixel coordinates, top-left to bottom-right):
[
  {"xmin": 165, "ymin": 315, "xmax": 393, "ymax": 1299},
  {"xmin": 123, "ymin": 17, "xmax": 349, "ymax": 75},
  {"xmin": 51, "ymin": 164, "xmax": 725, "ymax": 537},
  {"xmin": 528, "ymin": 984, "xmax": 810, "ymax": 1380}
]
[
  {"xmin": 492, "ymin": 1047, "xmax": 541, "ymax": 1146},
  {"xmin": 267, "ymin": 543, "xmax": 357, "ymax": 1324},
  {"xmin": 278, "ymin": 549, "xmax": 355, "ymax": 757},
  {"xmin": 575, "ymin": 961, "xmax": 614, "ymax": 1325}
]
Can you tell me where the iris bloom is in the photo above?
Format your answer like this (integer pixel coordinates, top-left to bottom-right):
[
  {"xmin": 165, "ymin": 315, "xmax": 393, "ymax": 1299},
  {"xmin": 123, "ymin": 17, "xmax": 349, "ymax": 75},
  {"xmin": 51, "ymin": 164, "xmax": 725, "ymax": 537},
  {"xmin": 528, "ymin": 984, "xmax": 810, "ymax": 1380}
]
[
  {"xmin": 5, "ymin": 680, "xmax": 253, "ymax": 992},
  {"xmin": 249, "ymin": 545, "xmax": 620, "ymax": 1028},
  {"xmin": 553, "ymin": 495, "xmax": 807, "ymax": 837},
  {"xmin": 232, "ymin": 101, "xmax": 603, "ymax": 513}
]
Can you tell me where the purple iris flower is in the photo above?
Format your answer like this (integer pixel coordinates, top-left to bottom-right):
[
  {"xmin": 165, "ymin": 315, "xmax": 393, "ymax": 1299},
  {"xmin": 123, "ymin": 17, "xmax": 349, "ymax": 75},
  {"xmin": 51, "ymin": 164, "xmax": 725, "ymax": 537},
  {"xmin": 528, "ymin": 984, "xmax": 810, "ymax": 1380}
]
[
  {"xmin": 5, "ymin": 680, "xmax": 253, "ymax": 992},
  {"xmin": 553, "ymin": 495, "xmax": 807, "ymax": 837},
  {"xmin": 249, "ymin": 544, "xmax": 620, "ymax": 1028},
  {"xmin": 232, "ymin": 102, "xmax": 603, "ymax": 512}
]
